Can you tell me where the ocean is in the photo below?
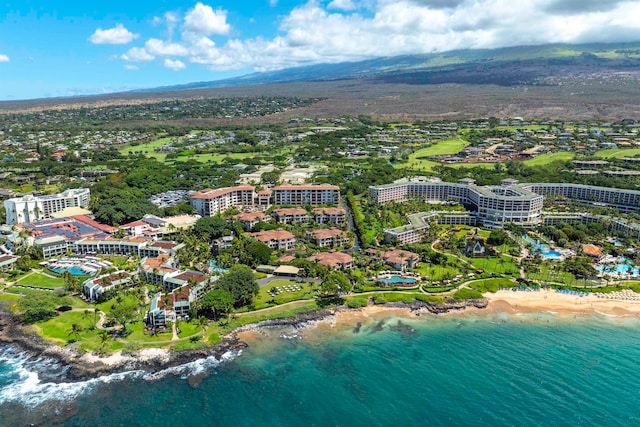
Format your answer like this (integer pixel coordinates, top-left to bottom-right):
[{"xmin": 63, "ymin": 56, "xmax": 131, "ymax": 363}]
[{"xmin": 1, "ymin": 311, "xmax": 640, "ymax": 426}]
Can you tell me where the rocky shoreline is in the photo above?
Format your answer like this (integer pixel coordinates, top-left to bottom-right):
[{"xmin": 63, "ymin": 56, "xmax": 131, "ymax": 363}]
[{"xmin": 0, "ymin": 298, "xmax": 487, "ymax": 382}]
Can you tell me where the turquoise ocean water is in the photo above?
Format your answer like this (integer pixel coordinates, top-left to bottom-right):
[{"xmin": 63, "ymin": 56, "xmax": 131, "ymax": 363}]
[{"xmin": 1, "ymin": 311, "xmax": 640, "ymax": 426}]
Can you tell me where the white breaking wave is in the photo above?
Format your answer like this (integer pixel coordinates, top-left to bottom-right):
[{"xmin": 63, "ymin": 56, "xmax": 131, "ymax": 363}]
[{"xmin": 0, "ymin": 348, "xmax": 240, "ymax": 408}]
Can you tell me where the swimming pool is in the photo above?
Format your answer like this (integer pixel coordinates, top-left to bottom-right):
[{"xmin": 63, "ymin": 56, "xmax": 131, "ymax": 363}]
[
  {"xmin": 377, "ymin": 275, "xmax": 417, "ymax": 285},
  {"xmin": 49, "ymin": 266, "xmax": 89, "ymax": 276},
  {"xmin": 524, "ymin": 235, "xmax": 562, "ymax": 259},
  {"xmin": 597, "ymin": 263, "xmax": 640, "ymax": 276},
  {"xmin": 540, "ymin": 250, "xmax": 562, "ymax": 259}
]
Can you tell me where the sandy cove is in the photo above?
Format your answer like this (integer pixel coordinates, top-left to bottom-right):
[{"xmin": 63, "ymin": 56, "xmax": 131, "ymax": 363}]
[{"xmin": 484, "ymin": 289, "xmax": 640, "ymax": 317}]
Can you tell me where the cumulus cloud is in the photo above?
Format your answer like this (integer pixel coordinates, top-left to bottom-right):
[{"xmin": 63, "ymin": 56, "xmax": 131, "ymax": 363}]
[
  {"xmin": 164, "ymin": 58, "xmax": 186, "ymax": 70},
  {"xmin": 121, "ymin": 47, "xmax": 155, "ymax": 62},
  {"xmin": 89, "ymin": 24, "xmax": 138, "ymax": 44},
  {"xmin": 0, "ymin": 54, "xmax": 9, "ymax": 62},
  {"xmin": 145, "ymin": 38, "xmax": 189, "ymax": 56},
  {"xmin": 327, "ymin": 0, "xmax": 357, "ymax": 10},
  {"xmin": 184, "ymin": 2, "xmax": 231, "ymax": 36},
  {"xmin": 119, "ymin": 0, "xmax": 640, "ymax": 74}
]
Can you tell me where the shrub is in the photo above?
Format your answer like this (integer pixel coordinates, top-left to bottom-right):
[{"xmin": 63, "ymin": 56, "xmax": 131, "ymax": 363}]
[
  {"xmin": 452, "ymin": 288, "xmax": 483, "ymax": 300},
  {"xmin": 346, "ymin": 297, "xmax": 368, "ymax": 308}
]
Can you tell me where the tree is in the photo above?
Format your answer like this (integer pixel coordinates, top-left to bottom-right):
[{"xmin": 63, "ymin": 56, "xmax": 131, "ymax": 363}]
[
  {"xmin": 201, "ymin": 288, "xmax": 234, "ymax": 319},
  {"xmin": 69, "ymin": 323, "xmax": 83, "ymax": 339},
  {"xmin": 193, "ymin": 215, "xmax": 228, "ymax": 241},
  {"xmin": 240, "ymin": 240, "xmax": 272, "ymax": 267},
  {"xmin": 320, "ymin": 271, "xmax": 350, "ymax": 297},
  {"xmin": 17, "ymin": 293, "xmax": 59, "ymax": 323},
  {"xmin": 108, "ymin": 297, "xmax": 138, "ymax": 332},
  {"xmin": 15, "ymin": 255, "xmax": 32, "ymax": 271},
  {"xmin": 217, "ymin": 264, "xmax": 259, "ymax": 307}
]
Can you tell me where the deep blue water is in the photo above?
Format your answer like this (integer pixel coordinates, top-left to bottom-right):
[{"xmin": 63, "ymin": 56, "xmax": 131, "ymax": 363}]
[{"xmin": 2, "ymin": 312, "xmax": 640, "ymax": 426}]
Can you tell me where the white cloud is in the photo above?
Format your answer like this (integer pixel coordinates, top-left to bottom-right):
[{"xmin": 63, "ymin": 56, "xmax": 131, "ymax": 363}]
[
  {"xmin": 89, "ymin": 24, "xmax": 138, "ymax": 45},
  {"xmin": 124, "ymin": 64, "xmax": 139, "ymax": 70},
  {"xmin": 145, "ymin": 38, "xmax": 189, "ymax": 56},
  {"xmin": 184, "ymin": 2, "xmax": 231, "ymax": 36},
  {"xmin": 164, "ymin": 58, "xmax": 186, "ymax": 70},
  {"xmin": 327, "ymin": 0, "xmax": 357, "ymax": 11},
  {"xmin": 270, "ymin": 0, "xmax": 279, "ymax": 6},
  {"xmin": 0, "ymin": 54, "xmax": 9, "ymax": 63},
  {"xmin": 119, "ymin": 0, "xmax": 640, "ymax": 74},
  {"xmin": 121, "ymin": 47, "xmax": 155, "ymax": 62}
]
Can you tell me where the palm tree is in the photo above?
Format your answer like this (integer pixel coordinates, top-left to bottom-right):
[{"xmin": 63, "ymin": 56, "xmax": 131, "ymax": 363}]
[{"xmin": 69, "ymin": 323, "xmax": 83, "ymax": 339}]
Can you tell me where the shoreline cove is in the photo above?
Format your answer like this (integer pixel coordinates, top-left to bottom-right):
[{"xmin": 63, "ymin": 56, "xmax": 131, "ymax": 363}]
[{"xmin": 2, "ymin": 290, "xmax": 640, "ymax": 411}]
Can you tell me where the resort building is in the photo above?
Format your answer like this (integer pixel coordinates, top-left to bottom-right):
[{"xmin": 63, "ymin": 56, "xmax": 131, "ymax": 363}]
[
  {"xmin": 312, "ymin": 207, "xmax": 347, "ymax": 224},
  {"xmin": 82, "ymin": 271, "xmax": 133, "ymax": 302},
  {"xmin": 73, "ymin": 237, "xmax": 183, "ymax": 258},
  {"xmin": 306, "ymin": 228, "xmax": 349, "ymax": 248},
  {"xmin": 383, "ymin": 211, "xmax": 476, "ymax": 245},
  {"xmin": 20, "ymin": 215, "xmax": 114, "ymax": 258},
  {"xmin": 272, "ymin": 184, "xmax": 341, "ymax": 206},
  {"xmin": 4, "ymin": 188, "xmax": 91, "ymax": 225},
  {"xmin": 272, "ymin": 208, "xmax": 309, "ymax": 224},
  {"xmin": 371, "ymin": 178, "xmax": 544, "ymax": 229},
  {"xmin": 234, "ymin": 212, "xmax": 270, "ymax": 231},
  {"xmin": 247, "ymin": 229, "xmax": 296, "ymax": 251},
  {"xmin": 366, "ymin": 248, "xmax": 420, "ymax": 270},
  {"xmin": 306, "ymin": 251, "xmax": 354, "ymax": 270},
  {"xmin": 189, "ymin": 185, "xmax": 255, "ymax": 216},
  {"xmin": 0, "ymin": 254, "xmax": 19, "ymax": 271},
  {"xmin": 255, "ymin": 190, "xmax": 273, "ymax": 206}
]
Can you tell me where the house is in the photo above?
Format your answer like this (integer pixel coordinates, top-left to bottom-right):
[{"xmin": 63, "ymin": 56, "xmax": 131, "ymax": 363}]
[
  {"xmin": 234, "ymin": 212, "xmax": 270, "ymax": 231},
  {"xmin": 306, "ymin": 228, "xmax": 348, "ymax": 248},
  {"xmin": 312, "ymin": 207, "xmax": 347, "ymax": 224},
  {"xmin": 120, "ymin": 220, "xmax": 149, "ymax": 236},
  {"xmin": 139, "ymin": 255, "xmax": 178, "ymax": 285},
  {"xmin": 247, "ymin": 229, "xmax": 296, "ymax": 251},
  {"xmin": 272, "ymin": 208, "xmax": 309, "ymax": 224},
  {"xmin": 306, "ymin": 251, "xmax": 354, "ymax": 270}
]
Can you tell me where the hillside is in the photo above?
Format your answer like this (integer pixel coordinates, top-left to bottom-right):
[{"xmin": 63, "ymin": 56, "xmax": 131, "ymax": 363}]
[{"xmin": 2, "ymin": 42, "xmax": 640, "ymax": 121}]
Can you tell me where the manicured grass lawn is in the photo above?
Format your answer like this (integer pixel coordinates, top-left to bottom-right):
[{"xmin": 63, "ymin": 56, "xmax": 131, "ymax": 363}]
[
  {"xmin": 468, "ymin": 278, "xmax": 516, "ymax": 293},
  {"xmin": 6, "ymin": 286, "xmax": 51, "ymax": 296},
  {"xmin": 523, "ymin": 151, "xmax": 574, "ymax": 166},
  {"xmin": 36, "ymin": 311, "xmax": 99, "ymax": 344},
  {"xmin": 0, "ymin": 293, "xmax": 21, "ymax": 302},
  {"xmin": 126, "ymin": 321, "xmax": 173, "ymax": 342},
  {"xmin": 526, "ymin": 264, "xmax": 576, "ymax": 285},
  {"xmin": 593, "ymin": 148, "xmax": 640, "ymax": 159},
  {"xmin": 410, "ymin": 138, "xmax": 468, "ymax": 157},
  {"xmin": 254, "ymin": 280, "xmax": 317, "ymax": 309},
  {"xmin": 16, "ymin": 273, "xmax": 65, "ymax": 289},
  {"xmin": 120, "ymin": 136, "xmax": 173, "ymax": 157},
  {"xmin": 467, "ymin": 256, "xmax": 519, "ymax": 276},
  {"xmin": 176, "ymin": 320, "xmax": 203, "ymax": 338}
]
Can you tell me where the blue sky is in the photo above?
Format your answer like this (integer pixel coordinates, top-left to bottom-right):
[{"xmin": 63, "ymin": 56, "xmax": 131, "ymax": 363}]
[{"xmin": 1, "ymin": 0, "xmax": 640, "ymax": 100}]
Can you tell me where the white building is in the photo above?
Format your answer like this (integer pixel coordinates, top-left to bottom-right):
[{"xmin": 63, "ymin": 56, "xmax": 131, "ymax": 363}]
[
  {"xmin": 189, "ymin": 185, "xmax": 255, "ymax": 216},
  {"xmin": 4, "ymin": 188, "xmax": 90, "ymax": 225}
]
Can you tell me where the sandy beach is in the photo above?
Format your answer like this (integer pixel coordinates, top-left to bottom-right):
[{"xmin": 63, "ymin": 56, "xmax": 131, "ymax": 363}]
[{"xmin": 484, "ymin": 289, "xmax": 640, "ymax": 317}]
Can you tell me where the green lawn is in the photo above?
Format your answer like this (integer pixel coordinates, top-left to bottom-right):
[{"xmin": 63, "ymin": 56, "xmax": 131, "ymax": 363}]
[
  {"xmin": 467, "ymin": 256, "xmax": 519, "ymax": 276},
  {"xmin": 254, "ymin": 280, "xmax": 317, "ymax": 309},
  {"xmin": 126, "ymin": 321, "xmax": 173, "ymax": 342},
  {"xmin": 0, "ymin": 293, "xmax": 21, "ymax": 302},
  {"xmin": 176, "ymin": 320, "xmax": 203, "ymax": 338},
  {"xmin": 526, "ymin": 264, "xmax": 576, "ymax": 285},
  {"xmin": 7, "ymin": 286, "xmax": 52, "ymax": 296},
  {"xmin": 467, "ymin": 278, "xmax": 516, "ymax": 293},
  {"xmin": 523, "ymin": 151, "xmax": 574, "ymax": 166},
  {"xmin": 593, "ymin": 148, "xmax": 640, "ymax": 159},
  {"xmin": 36, "ymin": 311, "xmax": 99, "ymax": 344},
  {"xmin": 16, "ymin": 272, "xmax": 65, "ymax": 289},
  {"xmin": 410, "ymin": 138, "xmax": 469, "ymax": 157},
  {"xmin": 120, "ymin": 136, "xmax": 173, "ymax": 157}
]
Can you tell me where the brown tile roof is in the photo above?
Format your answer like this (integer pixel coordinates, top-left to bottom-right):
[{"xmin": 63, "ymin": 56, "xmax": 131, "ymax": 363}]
[
  {"xmin": 380, "ymin": 248, "xmax": 419, "ymax": 265},
  {"xmin": 248, "ymin": 229, "xmax": 295, "ymax": 242},
  {"xmin": 190, "ymin": 185, "xmax": 255, "ymax": 200},
  {"xmin": 174, "ymin": 271, "xmax": 208, "ymax": 283},
  {"xmin": 150, "ymin": 241, "xmax": 179, "ymax": 250},
  {"xmin": 306, "ymin": 251, "xmax": 353, "ymax": 268},
  {"xmin": 278, "ymin": 254, "xmax": 296, "ymax": 263},
  {"xmin": 235, "ymin": 212, "xmax": 268, "ymax": 221},
  {"xmin": 583, "ymin": 244, "xmax": 603, "ymax": 257},
  {"xmin": 308, "ymin": 228, "xmax": 346, "ymax": 240},
  {"xmin": 273, "ymin": 208, "xmax": 308, "ymax": 216},
  {"xmin": 312, "ymin": 207, "xmax": 346, "ymax": 215}
]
